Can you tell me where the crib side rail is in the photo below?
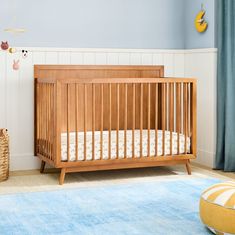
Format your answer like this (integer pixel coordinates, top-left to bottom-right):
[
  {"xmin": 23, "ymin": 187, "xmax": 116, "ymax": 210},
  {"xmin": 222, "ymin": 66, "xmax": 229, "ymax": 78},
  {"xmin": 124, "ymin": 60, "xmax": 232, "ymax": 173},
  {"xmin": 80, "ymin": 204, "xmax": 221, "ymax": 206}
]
[
  {"xmin": 54, "ymin": 77, "xmax": 196, "ymax": 166},
  {"xmin": 36, "ymin": 80, "xmax": 57, "ymax": 165}
]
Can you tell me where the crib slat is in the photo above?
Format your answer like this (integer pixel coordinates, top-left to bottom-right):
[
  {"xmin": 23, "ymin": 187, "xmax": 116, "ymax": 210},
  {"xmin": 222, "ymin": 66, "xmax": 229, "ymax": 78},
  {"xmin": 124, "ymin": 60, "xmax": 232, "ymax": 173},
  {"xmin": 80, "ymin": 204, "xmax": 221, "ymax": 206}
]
[
  {"xmin": 44, "ymin": 85, "xmax": 46, "ymax": 157},
  {"xmin": 51, "ymin": 84, "xmax": 54, "ymax": 159},
  {"xmin": 44, "ymin": 84, "xmax": 48, "ymax": 156},
  {"xmin": 187, "ymin": 83, "xmax": 190, "ymax": 153},
  {"xmin": 147, "ymin": 83, "xmax": 151, "ymax": 157},
  {"xmin": 155, "ymin": 84, "xmax": 158, "ymax": 156},
  {"xmin": 190, "ymin": 83, "xmax": 193, "ymax": 153},
  {"xmin": 49, "ymin": 84, "xmax": 52, "ymax": 159},
  {"xmin": 45, "ymin": 85, "xmax": 47, "ymax": 155},
  {"xmin": 132, "ymin": 84, "xmax": 136, "ymax": 158},
  {"xmin": 140, "ymin": 83, "xmax": 143, "ymax": 158},
  {"xmin": 49, "ymin": 84, "xmax": 51, "ymax": 158},
  {"xmin": 168, "ymin": 83, "xmax": 171, "ymax": 155},
  {"xmin": 67, "ymin": 84, "xmax": 70, "ymax": 162},
  {"xmin": 176, "ymin": 83, "xmax": 181, "ymax": 154},
  {"xmin": 188, "ymin": 84, "xmax": 191, "ymax": 142},
  {"xmin": 100, "ymin": 84, "xmax": 104, "ymax": 160},
  {"xmin": 42, "ymin": 85, "xmax": 45, "ymax": 155},
  {"xmin": 43, "ymin": 85, "xmax": 45, "ymax": 155},
  {"xmin": 42, "ymin": 84, "xmax": 44, "ymax": 154},
  {"xmin": 162, "ymin": 83, "xmax": 166, "ymax": 156},
  {"xmin": 165, "ymin": 84, "xmax": 168, "ymax": 154},
  {"xmin": 41, "ymin": 85, "xmax": 43, "ymax": 154},
  {"xmin": 39, "ymin": 84, "xmax": 42, "ymax": 154},
  {"xmin": 55, "ymin": 80, "xmax": 62, "ymax": 163},
  {"xmin": 172, "ymin": 83, "xmax": 175, "ymax": 155},
  {"xmin": 169, "ymin": 83, "xmax": 174, "ymax": 155},
  {"xmin": 75, "ymin": 84, "xmax": 78, "ymax": 161},
  {"xmin": 36, "ymin": 84, "xmax": 39, "ymax": 153},
  {"xmin": 44, "ymin": 85, "xmax": 47, "ymax": 156},
  {"xmin": 45, "ymin": 84, "xmax": 48, "ymax": 157},
  {"xmin": 124, "ymin": 83, "xmax": 128, "ymax": 158},
  {"xmin": 37, "ymin": 84, "xmax": 40, "ymax": 153},
  {"xmin": 116, "ymin": 83, "xmax": 119, "ymax": 159},
  {"xmin": 84, "ymin": 84, "xmax": 87, "ymax": 160},
  {"xmin": 48, "ymin": 84, "xmax": 51, "ymax": 159},
  {"xmin": 190, "ymin": 82, "xmax": 197, "ymax": 155},
  {"xmin": 184, "ymin": 83, "xmax": 188, "ymax": 154},
  {"xmin": 50, "ymin": 84, "xmax": 53, "ymax": 159},
  {"xmin": 45, "ymin": 85, "xmax": 48, "ymax": 157},
  {"xmin": 46, "ymin": 85, "xmax": 49, "ymax": 156},
  {"xmin": 92, "ymin": 84, "xmax": 95, "ymax": 160},
  {"xmin": 109, "ymin": 83, "xmax": 112, "ymax": 159}
]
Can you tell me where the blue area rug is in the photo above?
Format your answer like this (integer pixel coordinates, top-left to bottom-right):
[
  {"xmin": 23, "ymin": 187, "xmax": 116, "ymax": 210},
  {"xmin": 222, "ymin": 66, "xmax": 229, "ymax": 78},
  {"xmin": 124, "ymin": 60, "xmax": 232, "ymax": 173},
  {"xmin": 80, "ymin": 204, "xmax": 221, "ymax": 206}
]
[{"xmin": 0, "ymin": 177, "xmax": 220, "ymax": 235}]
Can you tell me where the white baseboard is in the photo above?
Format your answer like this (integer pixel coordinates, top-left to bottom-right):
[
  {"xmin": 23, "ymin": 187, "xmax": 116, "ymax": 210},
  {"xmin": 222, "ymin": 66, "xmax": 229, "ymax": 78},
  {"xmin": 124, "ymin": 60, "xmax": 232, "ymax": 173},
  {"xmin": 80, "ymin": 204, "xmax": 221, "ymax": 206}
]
[
  {"xmin": 195, "ymin": 149, "xmax": 215, "ymax": 168},
  {"xmin": 10, "ymin": 154, "xmax": 40, "ymax": 171}
]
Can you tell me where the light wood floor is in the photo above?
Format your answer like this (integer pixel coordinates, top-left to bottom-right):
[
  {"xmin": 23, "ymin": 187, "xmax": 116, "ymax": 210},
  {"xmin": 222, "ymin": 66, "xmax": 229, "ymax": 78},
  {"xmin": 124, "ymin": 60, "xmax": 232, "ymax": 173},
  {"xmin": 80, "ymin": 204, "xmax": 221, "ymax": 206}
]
[
  {"xmin": 192, "ymin": 162, "xmax": 235, "ymax": 180},
  {"xmin": 0, "ymin": 163, "xmax": 234, "ymax": 195}
]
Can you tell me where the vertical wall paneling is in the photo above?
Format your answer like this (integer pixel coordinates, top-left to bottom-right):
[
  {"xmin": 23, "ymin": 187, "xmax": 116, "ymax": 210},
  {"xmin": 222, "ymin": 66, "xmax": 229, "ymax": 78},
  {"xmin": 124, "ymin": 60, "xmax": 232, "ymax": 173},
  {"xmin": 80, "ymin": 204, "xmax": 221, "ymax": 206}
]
[
  {"xmin": 70, "ymin": 52, "xmax": 83, "ymax": 64},
  {"xmin": 107, "ymin": 53, "xmax": 119, "ymax": 65},
  {"xmin": 6, "ymin": 51, "xmax": 20, "ymax": 155},
  {"xmin": 95, "ymin": 53, "xmax": 107, "ymax": 65},
  {"xmin": 130, "ymin": 53, "xmax": 142, "ymax": 65},
  {"xmin": 83, "ymin": 53, "xmax": 96, "ymax": 65},
  {"xmin": 45, "ymin": 51, "xmax": 58, "ymax": 64},
  {"xmin": 33, "ymin": 51, "xmax": 46, "ymax": 64},
  {"xmin": 141, "ymin": 54, "xmax": 153, "ymax": 65},
  {"xmin": 163, "ymin": 53, "xmax": 174, "ymax": 77},
  {"xmin": 18, "ymin": 50, "xmax": 34, "ymax": 155},
  {"xmin": 58, "ymin": 52, "xmax": 71, "ymax": 64},
  {"xmin": 184, "ymin": 49, "xmax": 217, "ymax": 167},
  {"xmin": 118, "ymin": 53, "xmax": 130, "ymax": 65},
  {"xmin": 174, "ymin": 53, "xmax": 185, "ymax": 77},
  {"xmin": 0, "ymin": 52, "xmax": 7, "ymax": 128},
  {"xmin": 153, "ymin": 53, "xmax": 164, "ymax": 66}
]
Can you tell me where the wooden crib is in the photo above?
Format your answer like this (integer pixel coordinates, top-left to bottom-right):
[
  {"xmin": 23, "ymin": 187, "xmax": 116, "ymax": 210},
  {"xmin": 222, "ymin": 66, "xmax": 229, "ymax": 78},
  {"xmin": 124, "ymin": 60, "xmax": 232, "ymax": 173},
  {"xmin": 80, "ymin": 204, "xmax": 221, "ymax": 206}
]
[{"xmin": 34, "ymin": 65, "xmax": 197, "ymax": 185}]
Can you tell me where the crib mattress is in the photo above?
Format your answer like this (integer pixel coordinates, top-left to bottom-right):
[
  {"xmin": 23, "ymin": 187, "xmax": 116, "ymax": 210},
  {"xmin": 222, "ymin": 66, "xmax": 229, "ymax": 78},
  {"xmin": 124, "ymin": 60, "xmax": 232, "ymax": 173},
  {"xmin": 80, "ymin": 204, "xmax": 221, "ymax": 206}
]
[{"xmin": 61, "ymin": 130, "xmax": 190, "ymax": 161}]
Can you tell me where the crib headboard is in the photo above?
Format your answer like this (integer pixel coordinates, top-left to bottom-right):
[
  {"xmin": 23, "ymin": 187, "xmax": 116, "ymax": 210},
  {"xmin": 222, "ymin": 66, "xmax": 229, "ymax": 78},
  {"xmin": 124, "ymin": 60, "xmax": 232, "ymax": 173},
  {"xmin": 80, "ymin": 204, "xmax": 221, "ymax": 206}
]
[
  {"xmin": 34, "ymin": 65, "xmax": 164, "ymax": 80},
  {"xmin": 34, "ymin": 65, "xmax": 164, "ymax": 139}
]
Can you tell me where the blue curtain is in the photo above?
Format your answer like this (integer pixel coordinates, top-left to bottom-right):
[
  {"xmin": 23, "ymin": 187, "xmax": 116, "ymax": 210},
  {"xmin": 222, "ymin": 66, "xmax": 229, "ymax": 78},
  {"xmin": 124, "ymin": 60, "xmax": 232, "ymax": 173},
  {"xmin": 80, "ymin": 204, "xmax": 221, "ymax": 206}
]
[{"xmin": 215, "ymin": 0, "xmax": 235, "ymax": 171}]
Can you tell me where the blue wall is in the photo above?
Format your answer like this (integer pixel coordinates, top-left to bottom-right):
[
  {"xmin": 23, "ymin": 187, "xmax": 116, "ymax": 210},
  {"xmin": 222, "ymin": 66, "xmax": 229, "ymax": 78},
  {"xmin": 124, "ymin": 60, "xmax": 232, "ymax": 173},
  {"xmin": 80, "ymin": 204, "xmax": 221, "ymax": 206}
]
[
  {"xmin": 185, "ymin": 0, "xmax": 216, "ymax": 49},
  {"xmin": 0, "ymin": 0, "xmax": 185, "ymax": 49},
  {"xmin": 1, "ymin": 0, "xmax": 216, "ymax": 49}
]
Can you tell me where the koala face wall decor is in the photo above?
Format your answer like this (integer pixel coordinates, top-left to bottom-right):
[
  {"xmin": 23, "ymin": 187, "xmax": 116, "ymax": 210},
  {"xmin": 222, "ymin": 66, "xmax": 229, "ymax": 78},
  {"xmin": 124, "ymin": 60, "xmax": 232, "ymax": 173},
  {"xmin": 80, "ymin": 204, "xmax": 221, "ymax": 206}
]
[
  {"xmin": 1, "ymin": 41, "xmax": 9, "ymax": 50},
  {"xmin": 21, "ymin": 50, "xmax": 28, "ymax": 59}
]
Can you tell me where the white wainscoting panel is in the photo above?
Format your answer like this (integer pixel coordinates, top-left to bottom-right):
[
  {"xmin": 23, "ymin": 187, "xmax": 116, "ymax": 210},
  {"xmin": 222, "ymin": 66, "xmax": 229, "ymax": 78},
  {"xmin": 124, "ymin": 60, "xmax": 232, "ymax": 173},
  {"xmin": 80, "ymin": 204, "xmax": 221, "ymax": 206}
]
[
  {"xmin": 0, "ymin": 47, "xmax": 216, "ymax": 170},
  {"xmin": 185, "ymin": 49, "xmax": 217, "ymax": 167}
]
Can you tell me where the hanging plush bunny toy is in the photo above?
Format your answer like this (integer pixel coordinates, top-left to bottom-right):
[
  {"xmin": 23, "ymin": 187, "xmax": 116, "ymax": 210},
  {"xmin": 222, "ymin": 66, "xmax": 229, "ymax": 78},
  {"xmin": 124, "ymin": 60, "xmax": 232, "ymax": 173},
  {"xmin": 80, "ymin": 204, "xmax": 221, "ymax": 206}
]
[{"xmin": 13, "ymin": 60, "xmax": 20, "ymax": 70}]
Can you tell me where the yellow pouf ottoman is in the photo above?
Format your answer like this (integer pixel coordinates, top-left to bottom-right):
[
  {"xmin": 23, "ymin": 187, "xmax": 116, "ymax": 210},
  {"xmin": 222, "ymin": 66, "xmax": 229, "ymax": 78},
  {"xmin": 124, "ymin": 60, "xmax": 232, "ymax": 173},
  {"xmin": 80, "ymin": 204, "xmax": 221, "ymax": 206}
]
[{"xmin": 200, "ymin": 181, "xmax": 235, "ymax": 235}]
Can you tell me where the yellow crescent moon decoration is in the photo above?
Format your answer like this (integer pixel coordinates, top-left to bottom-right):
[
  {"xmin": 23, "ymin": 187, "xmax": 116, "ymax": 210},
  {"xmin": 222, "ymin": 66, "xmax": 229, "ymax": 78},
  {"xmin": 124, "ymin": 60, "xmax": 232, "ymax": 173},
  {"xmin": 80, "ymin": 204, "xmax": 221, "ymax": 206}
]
[
  {"xmin": 9, "ymin": 48, "xmax": 17, "ymax": 54},
  {"xmin": 195, "ymin": 11, "xmax": 208, "ymax": 33}
]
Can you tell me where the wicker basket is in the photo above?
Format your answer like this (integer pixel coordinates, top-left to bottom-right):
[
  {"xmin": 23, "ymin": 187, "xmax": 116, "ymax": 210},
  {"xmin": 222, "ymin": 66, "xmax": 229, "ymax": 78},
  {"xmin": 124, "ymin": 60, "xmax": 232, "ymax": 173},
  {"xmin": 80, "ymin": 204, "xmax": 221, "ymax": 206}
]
[{"xmin": 0, "ymin": 129, "xmax": 9, "ymax": 182}]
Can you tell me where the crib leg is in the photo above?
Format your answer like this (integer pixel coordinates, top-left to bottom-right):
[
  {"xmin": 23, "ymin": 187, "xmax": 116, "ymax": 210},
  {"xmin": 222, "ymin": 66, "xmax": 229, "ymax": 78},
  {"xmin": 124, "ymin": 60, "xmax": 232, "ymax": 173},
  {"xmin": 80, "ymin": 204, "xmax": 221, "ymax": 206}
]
[
  {"xmin": 185, "ymin": 160, "xmax": 192, "ymax": 175},
  {"xmin": 59, "ymin": 168, "xmax": 66, "ymax": 185},
  {"xmin": 40, "ymin": 160, "xmax": 46, "ymax": 173}
]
